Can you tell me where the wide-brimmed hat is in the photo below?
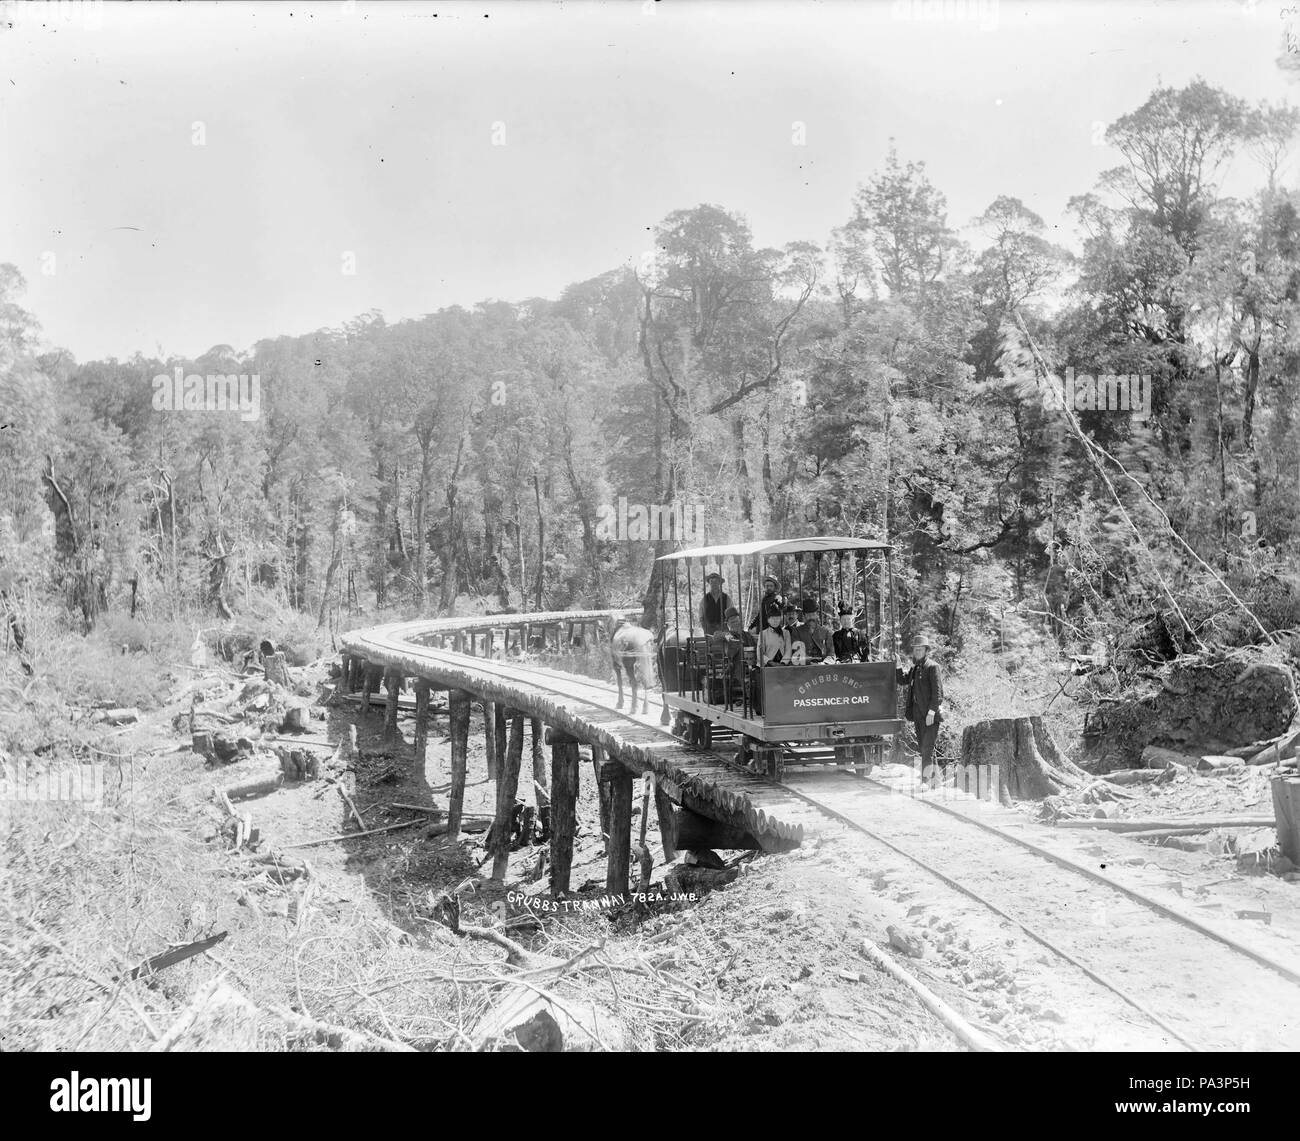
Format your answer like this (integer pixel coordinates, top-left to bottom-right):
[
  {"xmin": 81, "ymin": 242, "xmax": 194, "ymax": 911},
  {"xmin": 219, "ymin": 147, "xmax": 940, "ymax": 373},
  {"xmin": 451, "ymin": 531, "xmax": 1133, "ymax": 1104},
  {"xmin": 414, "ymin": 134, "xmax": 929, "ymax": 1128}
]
[
  {"xmin": 762, "ymin": 575, "xmax": 780, "ymax": 588},
  {"xmin": 911, "ymin": 633, "xmax": 936, "ymax": 649}
]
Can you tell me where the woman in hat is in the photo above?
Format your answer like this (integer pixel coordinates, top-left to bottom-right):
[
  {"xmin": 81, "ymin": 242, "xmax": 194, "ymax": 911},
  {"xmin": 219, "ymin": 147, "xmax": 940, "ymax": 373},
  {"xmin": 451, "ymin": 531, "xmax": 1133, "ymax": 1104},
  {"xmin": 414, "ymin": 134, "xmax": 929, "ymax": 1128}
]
[
  {"xmin": 896, "ymin": 634, "xmax": 943, "ymax": 771},
  {"xmin": 832, "ymin": 604, "xmax": 865, "ymax": 661},
  {"xmin": 698, "ymin": 571, "xmax": 732, "ymax": 636}
]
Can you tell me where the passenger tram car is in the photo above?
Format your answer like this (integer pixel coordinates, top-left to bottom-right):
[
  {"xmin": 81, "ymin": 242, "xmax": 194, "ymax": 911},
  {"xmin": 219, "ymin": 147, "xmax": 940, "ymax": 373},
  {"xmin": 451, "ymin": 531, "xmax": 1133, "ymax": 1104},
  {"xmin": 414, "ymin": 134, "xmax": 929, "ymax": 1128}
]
[{"xmin": 656, "ymin": 536, "xmax": 904, "ymax": 781}]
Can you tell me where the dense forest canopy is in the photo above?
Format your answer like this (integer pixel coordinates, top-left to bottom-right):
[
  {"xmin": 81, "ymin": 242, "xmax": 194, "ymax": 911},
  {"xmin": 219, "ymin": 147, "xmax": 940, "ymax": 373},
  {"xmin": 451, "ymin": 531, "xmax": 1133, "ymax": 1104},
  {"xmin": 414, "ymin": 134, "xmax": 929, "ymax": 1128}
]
[{"xmin": 3, "ymin": 78, "xmax": 1300, "ymax": 663}]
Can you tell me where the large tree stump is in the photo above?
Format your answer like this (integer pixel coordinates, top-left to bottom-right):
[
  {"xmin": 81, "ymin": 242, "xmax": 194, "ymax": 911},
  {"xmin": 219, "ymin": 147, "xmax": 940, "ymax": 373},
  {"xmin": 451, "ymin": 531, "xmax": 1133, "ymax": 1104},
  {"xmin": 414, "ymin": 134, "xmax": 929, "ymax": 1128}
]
[
  {"xmin": 961, "ymin": 716, "xmax": 1087, "ymax": 806},
  {"xmin": 264, "ymin": 651, "xmax": 290, "ymax": 688},
  {"xmin": 447, "ymin": 689, "xmax": 471, "ymax": 840},
  {"xmin": 548, "ymin": 730, "xmax": 580, "ymax": 896},
  {"xmin": 492, "ymin": 712, "xmax": 526, "ymax": 882},
  {"xmin": 1273, "ymin": 776, "xmax": 1300, "ymax": 864}
]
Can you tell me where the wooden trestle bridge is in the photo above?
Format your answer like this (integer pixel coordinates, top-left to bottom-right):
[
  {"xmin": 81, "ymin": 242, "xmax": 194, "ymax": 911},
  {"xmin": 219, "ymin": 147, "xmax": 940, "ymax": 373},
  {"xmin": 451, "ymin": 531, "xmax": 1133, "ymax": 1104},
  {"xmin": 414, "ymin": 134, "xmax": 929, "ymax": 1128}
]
[{"xmin": 339, "ymin": 610, "xmax": 823, "ymax": 897}]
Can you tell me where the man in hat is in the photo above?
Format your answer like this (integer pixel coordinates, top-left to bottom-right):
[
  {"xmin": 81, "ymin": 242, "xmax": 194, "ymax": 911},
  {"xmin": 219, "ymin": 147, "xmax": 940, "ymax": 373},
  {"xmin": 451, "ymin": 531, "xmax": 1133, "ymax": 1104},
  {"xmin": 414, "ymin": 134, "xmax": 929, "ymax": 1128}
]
[
  {"xmin": 698, "ymin": 571, "xmax": 732, "ymax": 636},
  {"xmin": 832, "ymin": 605, "xmax": 865, "ymax": 661},
  {"xmin": 790, "ymin": 597, "xmax": 829, "ymax": 663},
  {"xmin": 896, "ymin": 634, "xmax": 943, "ymax": 772},
  {"xmin": 748, "ymin": 574, "xmax": 785, "ymax": 632}
]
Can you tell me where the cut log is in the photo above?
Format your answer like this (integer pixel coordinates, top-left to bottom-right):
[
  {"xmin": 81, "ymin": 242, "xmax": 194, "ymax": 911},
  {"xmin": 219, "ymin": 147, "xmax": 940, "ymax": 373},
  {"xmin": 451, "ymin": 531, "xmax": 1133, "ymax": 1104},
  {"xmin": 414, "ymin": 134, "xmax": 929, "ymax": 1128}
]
[
  {"xmin": 1272, "ymin": 776, "xmax": 1300, "ymax": 864},
  {"xmin": 220, "ymin": 771, "xmax": 284, "ymax": 800},
  {"xmin": 961, "ymin": 716, "xmax": 1084, "ymax": 806},
  {"xmin": 1103, "ymin": 768, "xmax": 1175, "ymax": 786},
  {"xmin": 96, "ymin": 706, "xmax": 140, "ymax": 726},
  {"xmin": 1250, "ymin": 723, "xmax": 1300, "ymax": 766},
  {"xmin": 1055, "ymin": 816, "xmax": 1275, "ymax": 832},
  {"xmin": 1142, "ymin": 745, "xmax": 1200, "ymax": 769}
]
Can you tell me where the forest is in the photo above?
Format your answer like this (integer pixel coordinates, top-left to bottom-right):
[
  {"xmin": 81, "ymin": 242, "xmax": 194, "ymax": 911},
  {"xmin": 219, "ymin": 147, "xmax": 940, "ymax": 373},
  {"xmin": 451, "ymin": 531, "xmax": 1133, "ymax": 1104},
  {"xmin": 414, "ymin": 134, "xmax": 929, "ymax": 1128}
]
[{"xmin": 3, "ymin": 78, "xmax": 1300, "ymax": 683}]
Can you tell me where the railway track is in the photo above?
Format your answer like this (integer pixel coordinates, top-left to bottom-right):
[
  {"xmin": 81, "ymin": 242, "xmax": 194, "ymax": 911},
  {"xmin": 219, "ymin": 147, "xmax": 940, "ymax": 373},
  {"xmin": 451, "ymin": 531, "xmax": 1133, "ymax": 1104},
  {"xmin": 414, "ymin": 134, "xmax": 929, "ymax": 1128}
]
[{"xmin": 344, "ymin": 618, "xmax": 1300, "ymax": 1051}]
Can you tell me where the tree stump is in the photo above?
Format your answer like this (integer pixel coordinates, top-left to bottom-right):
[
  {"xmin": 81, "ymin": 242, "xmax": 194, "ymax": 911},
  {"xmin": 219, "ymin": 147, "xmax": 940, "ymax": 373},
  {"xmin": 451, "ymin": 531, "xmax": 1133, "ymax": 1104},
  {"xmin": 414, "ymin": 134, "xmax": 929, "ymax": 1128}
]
[
  {"xmin": 961, "ymin": 716, "xmax": 1087, "ymax": 806},
  {"xmin": 1273, "ymin": 776, "xmax": 1300, "ymax": 864},
  {"xmin": 264, "ymin": 652, "xmax": 290, "ymax": 689}
]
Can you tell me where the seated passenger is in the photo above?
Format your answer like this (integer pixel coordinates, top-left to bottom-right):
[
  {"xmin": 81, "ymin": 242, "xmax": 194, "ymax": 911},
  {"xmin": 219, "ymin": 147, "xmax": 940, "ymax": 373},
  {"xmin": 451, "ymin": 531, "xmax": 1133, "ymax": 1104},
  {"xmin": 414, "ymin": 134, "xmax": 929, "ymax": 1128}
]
[
  {"xmin": 710, "ymin": 605, "xmax": 754, "ymax": 696},
  {"xmin": 783, "ymin": 603, "xmax": 810, "ymax": 664},
  {"xmin": 759, "ymin": 608, "xmax": 791, "ymax": 668},
  {"xmin": 832, "ymin": 605, "xmax": 866, "ymax": 661},
  {"xmin": 698, "ymin": 571, "xmax": 732, "ymax": 636},
  {"xmin": 790, "ymin": 597, "xmax": 829, "ymax": 663}
]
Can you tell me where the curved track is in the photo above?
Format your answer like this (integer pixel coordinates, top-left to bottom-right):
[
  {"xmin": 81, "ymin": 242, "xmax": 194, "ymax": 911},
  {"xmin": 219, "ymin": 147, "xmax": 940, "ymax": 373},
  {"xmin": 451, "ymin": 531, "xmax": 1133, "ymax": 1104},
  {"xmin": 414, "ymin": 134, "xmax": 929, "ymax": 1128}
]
[{"xmin": 343, "ymin": 614, "xmax": 1300, "ymax": 1051}]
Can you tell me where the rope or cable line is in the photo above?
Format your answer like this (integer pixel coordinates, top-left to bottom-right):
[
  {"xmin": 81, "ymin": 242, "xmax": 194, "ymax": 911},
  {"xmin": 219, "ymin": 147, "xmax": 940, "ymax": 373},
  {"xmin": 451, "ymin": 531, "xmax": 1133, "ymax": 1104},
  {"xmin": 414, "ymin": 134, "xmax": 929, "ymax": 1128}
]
[{"xmin": 1010, "ymin": 308, "xmax": 1275, "ymax": 647}]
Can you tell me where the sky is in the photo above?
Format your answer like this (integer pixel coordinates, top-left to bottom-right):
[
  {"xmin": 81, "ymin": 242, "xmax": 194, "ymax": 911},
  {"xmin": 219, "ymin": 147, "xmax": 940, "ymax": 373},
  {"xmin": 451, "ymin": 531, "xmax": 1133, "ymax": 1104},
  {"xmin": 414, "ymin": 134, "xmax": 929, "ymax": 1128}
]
[{"xmin": 1, "ymin": 0, "xmax": 1298, "ymax": 362}]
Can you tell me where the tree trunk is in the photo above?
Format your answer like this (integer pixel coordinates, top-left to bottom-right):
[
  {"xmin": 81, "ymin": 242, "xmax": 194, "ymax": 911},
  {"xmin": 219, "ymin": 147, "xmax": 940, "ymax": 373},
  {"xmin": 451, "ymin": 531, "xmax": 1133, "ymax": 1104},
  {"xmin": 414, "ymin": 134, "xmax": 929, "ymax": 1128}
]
[{"xmin": 961, "ymin": 716, "xmax": 1087, "ymax": 806}]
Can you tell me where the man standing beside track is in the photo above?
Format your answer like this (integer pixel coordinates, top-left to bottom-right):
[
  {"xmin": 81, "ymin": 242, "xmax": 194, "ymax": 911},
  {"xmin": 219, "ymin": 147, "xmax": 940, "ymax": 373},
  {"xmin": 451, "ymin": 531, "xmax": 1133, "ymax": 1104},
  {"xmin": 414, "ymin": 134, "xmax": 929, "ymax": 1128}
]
[{"xmin": 896, "ymin": 634, "xmax": 943, "ymax": 774}]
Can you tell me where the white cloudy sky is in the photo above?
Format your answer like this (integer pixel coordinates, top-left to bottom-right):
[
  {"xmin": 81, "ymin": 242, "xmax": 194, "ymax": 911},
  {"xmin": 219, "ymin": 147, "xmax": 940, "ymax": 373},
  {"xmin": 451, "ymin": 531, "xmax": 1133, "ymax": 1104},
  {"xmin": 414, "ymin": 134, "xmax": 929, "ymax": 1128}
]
[{"xmin": 1, "ymin": 0, "xmax": 1297, "ymax": 361}]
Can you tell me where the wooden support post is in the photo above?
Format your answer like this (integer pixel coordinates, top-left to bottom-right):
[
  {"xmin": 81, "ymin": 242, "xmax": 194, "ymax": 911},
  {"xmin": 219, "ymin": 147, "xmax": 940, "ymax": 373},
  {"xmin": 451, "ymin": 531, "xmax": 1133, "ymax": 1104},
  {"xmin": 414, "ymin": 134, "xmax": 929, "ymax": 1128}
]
[
  {"xmin": 413, "ymin": 680, "xmax": 431, "ymax": 767},
  {"xmin": 492, "ymin": 712, "xmax": 525, "ymax": 882},
  {"xmin": 383, "ymin": 670, "xmax": 401, "ymax": 743},
  {"xmin": 1273, "ymin": 775, "xmax": 1300, "ymax": 864},
  {"xmin": 654, "ymin": 780, "xmax": 678, "ymax": 862},
  {"xmin": 591, "ymin": 745, "xmax": 611, "ymax": 839},
  {"xmin": 483, "ymin": 700, "xmax": 498, "ymax": 780},
  {"xmin": 360, "ymin": 664, "xmax": 376, "ymax": 718},
  {"xmin": 531, "ymin": 718, "xmax": 549, "ymax": 807},
  {"xmin": 494, "ymin": 703, "xmax": 507, "ymax": 774},
  {"xmin": 547, "ymin": 729, "xmax": 580, "ymax": 896},
  {"xmin": 447, "ymin": 689, "xmax": 471, "ymax": 841},
  {"xmin": 604, "ymin": 760, "xmax": 633, "ymax": 894},
  {"xmin": 341, "ymin": 654, "xmax": 352, "ymax": 691}
]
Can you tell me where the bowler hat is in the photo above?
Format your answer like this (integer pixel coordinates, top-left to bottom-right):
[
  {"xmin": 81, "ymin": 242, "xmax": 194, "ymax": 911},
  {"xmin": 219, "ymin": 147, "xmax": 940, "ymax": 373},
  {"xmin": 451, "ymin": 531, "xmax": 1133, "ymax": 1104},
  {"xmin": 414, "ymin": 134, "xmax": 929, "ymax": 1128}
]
[
  {"xmin": 800, "ymin": 597, "xmax": 818, "ymax": 614},
  {"xmin": 724, "ymin": 605, "xmax": 740, "ymax": 619}
]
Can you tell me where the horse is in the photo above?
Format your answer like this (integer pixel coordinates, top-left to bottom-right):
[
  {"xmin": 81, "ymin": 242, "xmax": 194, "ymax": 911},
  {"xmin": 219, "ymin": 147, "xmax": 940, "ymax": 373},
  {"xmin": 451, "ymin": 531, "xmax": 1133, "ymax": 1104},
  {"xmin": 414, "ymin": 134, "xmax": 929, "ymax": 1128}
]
[{"xmin": 610, "ymin": 618, "xmax": 659, "ymax": 715}]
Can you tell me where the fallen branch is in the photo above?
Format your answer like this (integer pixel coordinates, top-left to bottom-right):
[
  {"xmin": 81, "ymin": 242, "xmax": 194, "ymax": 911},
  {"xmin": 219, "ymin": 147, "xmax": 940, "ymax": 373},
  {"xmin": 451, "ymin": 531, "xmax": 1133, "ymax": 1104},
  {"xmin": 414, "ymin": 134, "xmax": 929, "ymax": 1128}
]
[
  {"xmin": 283, "ymin": 819, "xmax": 424, "ymax": 849},
  {"xmin": 1054, "ymin": 816, "xmax": 1276, "ymax": 832}
]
